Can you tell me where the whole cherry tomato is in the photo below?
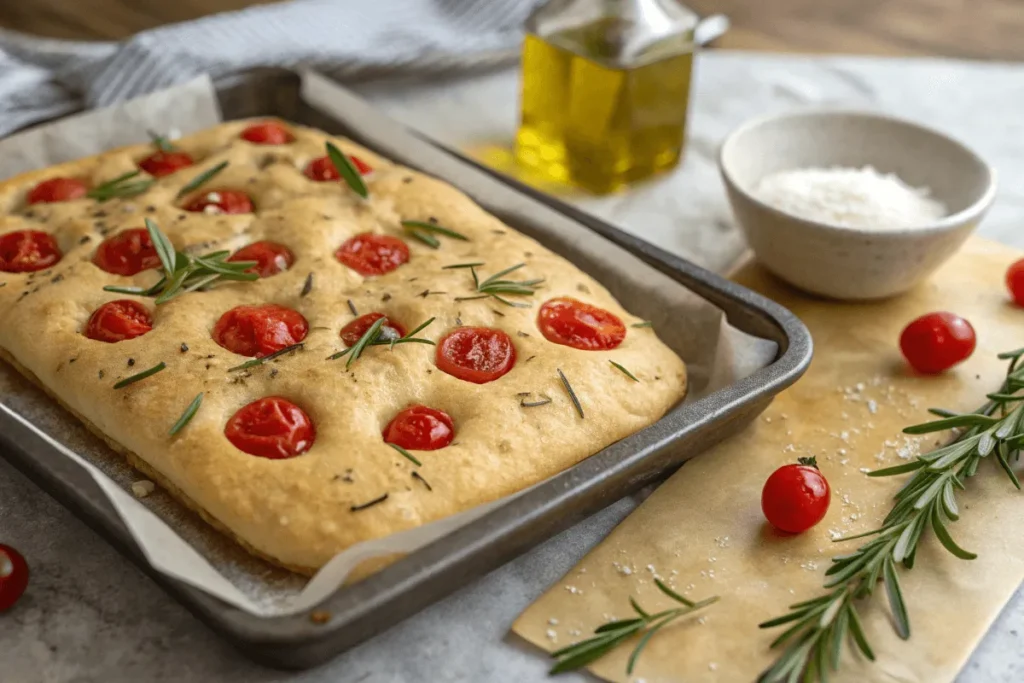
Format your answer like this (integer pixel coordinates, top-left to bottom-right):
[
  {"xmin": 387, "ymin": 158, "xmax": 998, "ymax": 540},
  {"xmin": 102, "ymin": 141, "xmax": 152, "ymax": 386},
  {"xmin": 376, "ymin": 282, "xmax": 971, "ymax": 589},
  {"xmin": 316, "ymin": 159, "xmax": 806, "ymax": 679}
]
[
  {"xmin": 1006, "ymin": 258, "xmax": 1024, "ymax": 307},
  {"xmin": 761, "ymin": 457, "xmax": 831, "ymax": 534},
  {"xmin": 899, "ymin": 312, "xmax": 976, "ymax": 374},
  {"xmin": 0, "ymin": 544, "xmax": 29, "ymax": 612}
]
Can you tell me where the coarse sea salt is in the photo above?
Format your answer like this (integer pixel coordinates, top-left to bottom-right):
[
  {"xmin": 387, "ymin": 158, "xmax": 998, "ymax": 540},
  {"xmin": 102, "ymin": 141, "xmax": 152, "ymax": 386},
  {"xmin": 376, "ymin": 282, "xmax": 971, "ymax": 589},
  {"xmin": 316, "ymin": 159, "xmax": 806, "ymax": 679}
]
[{"xmin": 754, "ymin": 165, "xmax": 946, "ymax": 230}]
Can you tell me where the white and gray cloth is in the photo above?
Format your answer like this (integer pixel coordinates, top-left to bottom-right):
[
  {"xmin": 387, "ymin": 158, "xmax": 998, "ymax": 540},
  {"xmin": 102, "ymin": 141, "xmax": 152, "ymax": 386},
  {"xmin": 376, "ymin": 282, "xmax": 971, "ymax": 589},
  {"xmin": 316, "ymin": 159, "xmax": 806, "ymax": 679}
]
[{"xmin": 0, "ymin": 0, "xmax": 532, "ymax": 137}]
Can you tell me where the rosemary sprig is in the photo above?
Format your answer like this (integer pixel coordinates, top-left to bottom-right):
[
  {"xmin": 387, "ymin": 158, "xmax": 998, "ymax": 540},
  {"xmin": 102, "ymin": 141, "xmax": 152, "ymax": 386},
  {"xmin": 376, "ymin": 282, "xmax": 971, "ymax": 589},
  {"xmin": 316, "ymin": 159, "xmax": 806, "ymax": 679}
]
[
  {"xmin": 609, "ymin": 360, "xmax": 639, "ymax": 382},
  {"xmin": 176, "ymin": 161, "xmax": 228, "ymax": 199},
  {"xmin": 103, "ymin": 218, "xmax": 257, "ymax": 303},
  {"xmin": 326, "ymin": 142, "xmax": 368, "ymax": 199},
  {"xmin": 401, "ymin": 220, "xmax": 468, "ymax": 248},
  {"xmin": 550, "ymin": 578, "xmax": 718, "ymax": 674},
  {"xmin": 87, "ymin": 171, "xmax": 155, "ymax": 202},
  {"xmin": 169, "ymin": 392, "xmax": 203, "ymax": 436},
  {"xmin": 113, "ymin": 361, "xmax": 166, "ymax": 389},
  {"xmin": 388, "ymin": 442, "xmax": 422, "ymax": 467},
  {"xmin": 453, "ymin": 262, "xmax": 543, "ymax": 308},
  {"xmin": 148, "ymin": 130, "xmax": 176, "ymax": 152},
  {"xmin": 228, "ymin": 342, "xmax": 304, "ymax": 372},
  {"xmin": 631, "ymin": 321, "xmax": 653, "ymax": 329},
  {"xmin": 326, "ymin": 317, "xmax": 436, "ymax": 366},
  {"xmin": 557, "ymin": 368, "xmax": 584, "ymax": 419},
  {"xmin": 759, "ymin": 346, "xmax": 1024, "ymax": 683}
]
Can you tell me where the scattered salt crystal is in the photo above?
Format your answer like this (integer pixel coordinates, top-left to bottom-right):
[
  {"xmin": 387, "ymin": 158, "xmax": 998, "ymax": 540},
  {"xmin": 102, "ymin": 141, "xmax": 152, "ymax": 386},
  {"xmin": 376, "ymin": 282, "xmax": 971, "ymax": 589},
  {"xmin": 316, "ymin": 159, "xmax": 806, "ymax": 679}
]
[
  {"xmin": 131, "ymin": 480, "xmax": 156, "ymax": 498},
  {"xmin": 829, "ymin": 529, "xmax": 843, "ymax": 540},
  {"xmin": 842, "ymin": 494, "xmax": 852, "ymax": 506},
  {"xmin": 709, "ymin": 663, "xmax": 718, "ymax": 671},
  {"xmin": 859, "ymin": 467, "xmax": 871, "ymax": 473},
  {"xmin": 697, "ymin": 616, "xmax": 707, "ymax": 625},
  {"xmin": 646, "ymin": 564, "xmax": 656, "ymax": 574},
  {"xmin": 856, "ymin": 382, "xmax": 865, "ymax": 391},
  {"xmin": 800, "ymin": 561, "xmax": 818, "ymax": 571},
  {"xmin": 548, "ymin": 617, "xmax": 559, "ymax": 625},
  {"xmin": 569, "ymin": 629, "xmax": 581, "ymax": 636},
  {"xmin": 546, "ymin": 629, "xmax": 557, "ymax": 641},
  {"xmin": 202, "ymin": 204, "xmax": 222, "ymax": 215},
  {"xmin": 867, "ymin": 400, "xmax": 878, "ymax": 414}
]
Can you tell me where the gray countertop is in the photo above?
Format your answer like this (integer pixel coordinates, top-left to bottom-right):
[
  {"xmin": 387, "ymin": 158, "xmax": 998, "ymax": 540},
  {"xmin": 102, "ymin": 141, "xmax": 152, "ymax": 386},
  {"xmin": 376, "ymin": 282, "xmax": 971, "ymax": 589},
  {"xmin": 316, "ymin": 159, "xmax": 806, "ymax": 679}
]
[{"xmin": 3, "ymin": 51, "xmax": 1024, "ymax": 682}]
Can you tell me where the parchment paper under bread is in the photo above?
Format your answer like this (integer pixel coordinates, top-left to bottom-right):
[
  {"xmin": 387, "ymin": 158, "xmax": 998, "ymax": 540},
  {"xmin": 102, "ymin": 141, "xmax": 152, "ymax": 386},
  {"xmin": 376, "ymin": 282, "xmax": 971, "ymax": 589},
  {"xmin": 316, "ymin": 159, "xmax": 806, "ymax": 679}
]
[
  {"xmin": 514, "ymin": 236, "xmax": 1024, "ymax": 682},
  {"xmin": 0, "ymin": 74, "xmax": 775, "ymax": 616}
]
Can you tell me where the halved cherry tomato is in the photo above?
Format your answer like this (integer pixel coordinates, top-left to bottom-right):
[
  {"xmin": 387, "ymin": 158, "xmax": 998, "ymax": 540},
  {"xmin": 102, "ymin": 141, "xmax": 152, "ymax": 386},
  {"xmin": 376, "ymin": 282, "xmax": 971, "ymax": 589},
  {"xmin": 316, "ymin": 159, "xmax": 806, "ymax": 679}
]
[
  {"xmin": 538, "ymin": 297, "xmax": 626, "ymax": 351},
  {"xmin": 138, "ymin": 150, "xmax": 194, "ymax": 177},
  {"xmin": 92, "ymin": 228, "xmax": 160, "ymax": 276},
  {"xmin": 303, "ymin": 154, "xmax": 372, "ymax": 181},
  {"xmin": 436, "ymin": 327, "xmax": 516, "ymax": 384},
  {"xmin": 240, "ymin": 121, "xmax": 293, "ymax": 145},
  {"xmin": 899, "ymin": 311, "xmax": 976, "ymax": 374},
  {"xmin": 335, "ymin": 232, "xmax": 409, "ymax": 276},
  {"xmin": 1006, "ymin": 258, "xmax": 1024, "ymax": 307},
  {"xmin": 227, "ymin": 241, "xmax": 294, "ymax": 278},
  {"xmin": 183, "ymin": 189, "xmax": 253, "ymax": 215},
  {"xmin": 225, "ymin": 396, "xmax": 314, "ymax": 459},
  {"xmin": 0, "ymin": 544, "xmax": 29, "ymax": 612},
  {"xmin": 383, "ymin": 405, "xmax": 454, "ymax": 451},
  {"xmin": 340, "ymin": 312, "xmax": 406, "ymax": 347},
  {"xmin": 762, "ymin": 457, "xmax": 831, "ymax": 534},
  {"xmin": 26, "ymin": 177, "xmax": 87, "ymax": 204},
  {"xmin": 84, "ymin": 300, "xmax": 153, "ymax": 343},
  {"xmin": 212, "ymin": 304, "xmax": 308, "ymax": 357},
  {"xmin": 0, "ymin": 230, "xmax": 61, "ymax": 273}
]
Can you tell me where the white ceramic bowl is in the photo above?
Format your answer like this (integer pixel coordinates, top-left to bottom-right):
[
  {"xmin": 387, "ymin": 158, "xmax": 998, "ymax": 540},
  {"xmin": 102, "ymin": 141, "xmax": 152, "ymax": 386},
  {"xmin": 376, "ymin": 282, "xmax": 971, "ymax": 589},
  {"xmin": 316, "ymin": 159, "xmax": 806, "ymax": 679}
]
[{"xmin": 718, "ymin": 111, "xmax": 997, "ymax": 300}]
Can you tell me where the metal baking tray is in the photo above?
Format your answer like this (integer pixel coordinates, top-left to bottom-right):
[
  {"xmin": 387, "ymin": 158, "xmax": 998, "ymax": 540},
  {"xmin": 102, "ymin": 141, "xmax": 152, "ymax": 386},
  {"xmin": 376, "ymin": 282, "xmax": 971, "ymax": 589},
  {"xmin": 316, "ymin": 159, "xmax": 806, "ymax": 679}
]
[{"xmin": 0, "ymin": 68, "xmax": 813, "ymax": 670}]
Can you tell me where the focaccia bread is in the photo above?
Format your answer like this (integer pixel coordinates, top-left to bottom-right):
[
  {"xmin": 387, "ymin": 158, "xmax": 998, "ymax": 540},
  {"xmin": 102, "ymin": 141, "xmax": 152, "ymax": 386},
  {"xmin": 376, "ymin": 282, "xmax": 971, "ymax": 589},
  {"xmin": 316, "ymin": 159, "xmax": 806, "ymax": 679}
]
[{"xmin": 0, "ymin": 119, "xmax": 687, "ymax": 573}]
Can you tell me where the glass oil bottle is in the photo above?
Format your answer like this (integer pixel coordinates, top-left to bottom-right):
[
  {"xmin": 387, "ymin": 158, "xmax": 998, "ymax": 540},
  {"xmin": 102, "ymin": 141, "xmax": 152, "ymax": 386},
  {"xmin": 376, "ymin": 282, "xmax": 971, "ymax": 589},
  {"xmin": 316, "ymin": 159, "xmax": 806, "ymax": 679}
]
[{"xmin": 515, "ymin": 0, "xmax": 699, "ymax": 194}]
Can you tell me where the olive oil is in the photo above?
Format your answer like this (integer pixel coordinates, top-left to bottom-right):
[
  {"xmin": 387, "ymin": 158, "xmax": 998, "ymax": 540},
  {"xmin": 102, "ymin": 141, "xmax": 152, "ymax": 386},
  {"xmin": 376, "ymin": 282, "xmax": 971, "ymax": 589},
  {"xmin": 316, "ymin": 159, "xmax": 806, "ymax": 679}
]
[{"xmin": 515, "ymin": 7, "xmax": 696, "ymax": 194}]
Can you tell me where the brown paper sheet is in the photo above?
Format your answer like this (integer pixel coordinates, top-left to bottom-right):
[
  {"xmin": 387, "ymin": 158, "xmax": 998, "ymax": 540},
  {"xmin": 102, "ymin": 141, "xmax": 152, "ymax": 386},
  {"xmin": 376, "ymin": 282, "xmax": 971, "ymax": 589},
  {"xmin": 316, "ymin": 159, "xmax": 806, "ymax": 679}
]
[{"xmin": 513, "ymin": 236, "xmax": 1024, "ymax": 682}]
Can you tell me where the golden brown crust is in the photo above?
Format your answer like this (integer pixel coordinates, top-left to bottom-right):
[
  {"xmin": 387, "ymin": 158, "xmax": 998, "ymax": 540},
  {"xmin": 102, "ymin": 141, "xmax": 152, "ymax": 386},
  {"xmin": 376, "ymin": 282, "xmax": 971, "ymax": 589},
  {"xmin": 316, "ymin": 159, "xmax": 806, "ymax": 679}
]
[{"xmin": 0, "ymin": 119, "xmax": 687, "ymax": 571}]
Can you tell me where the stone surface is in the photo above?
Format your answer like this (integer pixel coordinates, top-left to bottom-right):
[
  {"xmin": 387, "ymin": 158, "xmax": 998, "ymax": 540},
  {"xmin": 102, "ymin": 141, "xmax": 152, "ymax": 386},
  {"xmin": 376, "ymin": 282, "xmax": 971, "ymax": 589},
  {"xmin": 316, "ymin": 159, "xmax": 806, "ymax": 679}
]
[{"xmin": 2, "ymin": 51, "xmax": 1024, "ymax": 682}]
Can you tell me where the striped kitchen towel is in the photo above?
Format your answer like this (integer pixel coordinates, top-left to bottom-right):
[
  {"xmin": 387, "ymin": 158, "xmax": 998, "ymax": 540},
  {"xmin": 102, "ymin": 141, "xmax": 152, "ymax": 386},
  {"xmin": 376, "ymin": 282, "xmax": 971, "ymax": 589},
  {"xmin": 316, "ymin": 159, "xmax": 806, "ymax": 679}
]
[{"xmin": 0, "ymin": 0, "xmax": 532, "ymax": 137}]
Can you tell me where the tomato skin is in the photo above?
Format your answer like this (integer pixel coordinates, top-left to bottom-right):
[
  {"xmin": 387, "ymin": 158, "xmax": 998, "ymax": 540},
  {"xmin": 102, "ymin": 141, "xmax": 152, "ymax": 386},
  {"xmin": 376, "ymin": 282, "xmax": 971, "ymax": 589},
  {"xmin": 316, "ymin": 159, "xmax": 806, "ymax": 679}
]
[
  {"xmin": 383, "ymin": 405, "xmax": 454, "ymax": 451},
  {"xmin": 27, "ymin": 177, "xmax": 88, "ymax": 204},
  {"xmin": 85, "ymin": 300, "xmax": 153, "ymax": 343},
  {"xmin": 761, "ymin": 460, "xmax": 831, "ymax": 534},
  {"xmin": 340, "ymin": 312, "xmax": 406, "ymax": 347},
  {"xmin": 0, "ymin": 230, "xmax": 62, "ymax": 273},
  {"xmin": 240, "ymin": 121, "xmax": 294, "ymax": 145},
  {"xmin": 227, "ymin": 241, "xmax": 294, "ymax": 278},
  {"xmin": 537, "ymin": 297, "xmax": 626, "ymax": 351},
  {"xmin": 183, "ymin": 189, "xmax": 253, "ymax": 215},
  {"xmin": 335, "ymin": 233, "xmax": 409, "ymax": 276},
  {"xmin": 225, "ymin": 397, "xmax": 315, "ymax": 459},
  {"xmin": 138, "ymin": 150, "xmax": 194, "ymax": 177},
  {"xmin": 436, "ymin": 327, "xmax": 516, "ymax": 384},
  {"xmin": 212, "ymin": 304, "xmax": 308, "ymax": 358},
  {"xmin": 899, "ymin": 312, "xmax": 976, "ymax": 374},
  {"xmin": 92, "ymin": 228, "xmax": 161, "ymax": 276},
  {"xmin": 303, "ymin": 154, "xmax": 372, "ymax": 181},
  {"xmin": 1007, "ymin": 258, "xmax": 1024, "ymax": 307},
  {"xmin": 0, "ymin": 544, "xmax": 29, "ymax": 612}
]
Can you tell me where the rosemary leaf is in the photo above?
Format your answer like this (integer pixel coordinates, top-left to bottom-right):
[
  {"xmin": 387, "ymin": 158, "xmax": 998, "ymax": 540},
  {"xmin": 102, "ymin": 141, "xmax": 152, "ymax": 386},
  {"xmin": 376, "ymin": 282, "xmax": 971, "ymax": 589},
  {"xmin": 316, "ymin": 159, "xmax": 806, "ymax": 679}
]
[
  {"xmin": 631, "ymin": 321, "xmax": 653, "ymax": 328},
  {"xmin": 145, "ymin": 217, "xmax": 177, "ymax": 277},
  {"xmin": 176, "ymin": 161, "xmax": 228, "ymax": 199},
  {"xmin": 557, "ymin": 368, "xmax": 584, "ymax": 419},
  {"xmin": 401, "ymin": 220, "xmax": 469, "ymax": 242},
  {"xmin": 87, "ymin": 171, "xmax": 155, "ymax": 202},
  {"xmin": 148, "ymin": 130, "xmax": 176, "ymax": 152},
  {"xmin": 344, "ymin": 316, "xmax": 386, "ymax": 368},
  {"xmin": 326, "ymin": 141, "xmax": 368, "ymax": 199},
  {"xmin": 113, "ymin": 361, "xmax": 166, "ymax": 389},
  {"xmin": 443, "ymin": 262, "xmax": 485, "ymax": 270},
  {"xmin": 169, "ymin": 392, "xmax": 203, "ymax": 436},
  {"xmin": 609, "ymin": 360, "xmax": 640, "ymax": 382},
  {"xmin": 228, "ymin": 342, "xmax": 304, "ymax": 372},
  {"xmin": 406, "ymin": 229, "xmax": 440, "ymax": 249},
  {"xmin": 388, "ymin": 443, "xmax": 422, "ymax": 467}
]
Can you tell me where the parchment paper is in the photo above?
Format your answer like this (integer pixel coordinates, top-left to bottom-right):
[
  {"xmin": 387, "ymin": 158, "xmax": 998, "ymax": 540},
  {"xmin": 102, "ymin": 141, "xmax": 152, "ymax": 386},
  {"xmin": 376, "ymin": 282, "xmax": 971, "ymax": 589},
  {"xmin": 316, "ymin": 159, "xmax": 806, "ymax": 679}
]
[
  {"xmin": 0, "ymin": 74, "xmax": 775, "ymax": 616},
  {"xmin": 514, "ymin": 236, "xmax": 1024, "ymax": 682}
]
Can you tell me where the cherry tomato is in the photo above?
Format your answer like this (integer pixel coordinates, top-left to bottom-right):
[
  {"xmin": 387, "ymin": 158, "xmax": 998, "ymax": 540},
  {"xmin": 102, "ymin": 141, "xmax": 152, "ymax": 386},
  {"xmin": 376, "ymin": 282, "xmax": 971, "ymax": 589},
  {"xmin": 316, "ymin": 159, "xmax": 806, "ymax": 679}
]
[
  {"xmin": 182, "ymin": 189, "xmax": 253, "ymax": 215},
  {"xmin": 0, "ymin": 544, "xmax": 29, "ymax": 612},
  {"xmin": 537, "ymin": 297, "xmax": 626, "ymax": 351},
  {"xmin": 0, "ymin": 230, "xmax": 62, "ymax": 273},
  {"xmin": 340, "ymin": 312, "xmax": 406, "ymax": 347},
  {"xmin": 239, "ymin": 121, "xmax": 294, "ymax": 145},
  {"xmin": 335, "ymin": 232, "xmax": 409, "ymax": 276},
  {"xmin": 436, "ymin": 327, "xmax": 516, "ymax": 384},
  {"xmin": 899, "ymin": 312, "xmax": 976, "ymax": 374},
  {"xmin": 225, "ymin": 397, "xmax": 314, "ymax": 459},
  {"xmin": 84, "ymin": 300, "xmax": 153, "ymax": 343},
  {"xmin": 212, "ymin": 304, "xmax": 308, "ymax": 357},
  {"xmin": 383, "ymin": 405, "xmax": 454, "ymax": 451},
  {"xmin": 1006, "ymin": 258, "xmax": 1024, "ymax": 307},
  {"xmin": 92, "ymin": 228, "xmax": 161, "ymax": 276},
  {"xmin": 138, "ymin": 150, "xmax": 194, "ymax": 177},
  {"xmin": 761, "ymin": 457, "xmax": 831, "ymax": 534},
  {"xmin": 27, "ymin": 177, "xmax": 88, "ymax": 204},
  {"xmin": 227, "ymin": 241, "xmax": 294, "ymax": 278},
  {"xmin": 303, "ymin": 154, "xmax": 372, "ymax": 181}
]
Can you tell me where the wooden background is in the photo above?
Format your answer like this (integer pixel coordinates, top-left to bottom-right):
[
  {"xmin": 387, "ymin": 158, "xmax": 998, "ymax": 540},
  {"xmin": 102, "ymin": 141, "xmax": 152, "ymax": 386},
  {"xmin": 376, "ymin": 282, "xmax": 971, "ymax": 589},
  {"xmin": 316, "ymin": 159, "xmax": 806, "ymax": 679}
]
[{"xmin": 1, "ymin": 0, "xmax": 1022, "ymax": 60}]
